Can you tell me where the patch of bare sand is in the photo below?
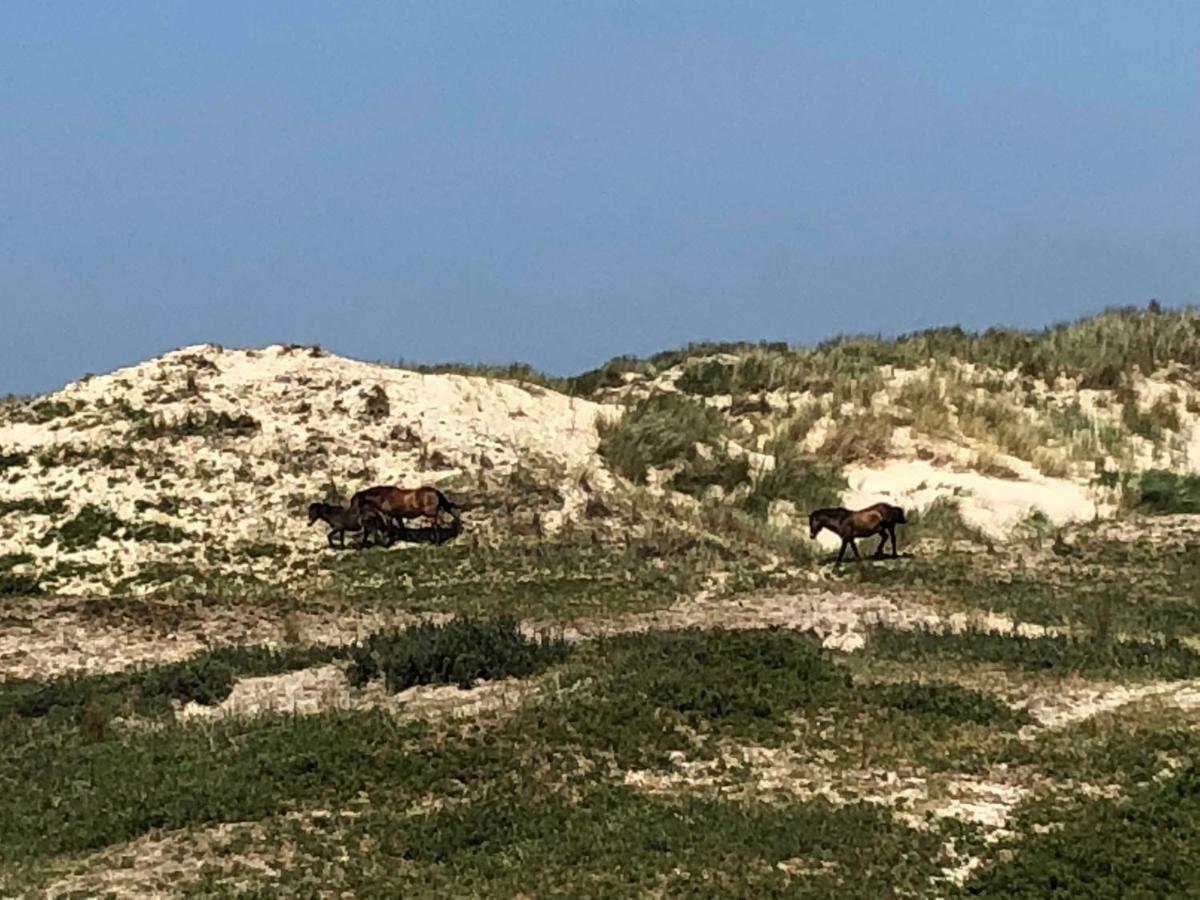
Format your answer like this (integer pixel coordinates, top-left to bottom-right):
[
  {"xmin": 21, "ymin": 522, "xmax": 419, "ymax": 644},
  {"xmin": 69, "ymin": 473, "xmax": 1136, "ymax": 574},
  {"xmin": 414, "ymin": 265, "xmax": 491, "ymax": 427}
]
[
  {"xmin": 176, "ymin": 662, "xmax": 542, "ymax": 724},
  {"xmin": 32, "ymin": 806, "xmax": 370, "ymax": 900},
  {"xmin": 1019, "ymin": 677, "xmax": 1200, "ymax": 732},
  {"xmin": 36, "ymin": 820, "xmax": 289, "ymax": 900},
  {"xmin": 0, "ymin": 598, "xmax": 437, "ymax": 680},
  {"xmin": 547, "ymin": 588, "xmax": 1054, "ymax": 652}
]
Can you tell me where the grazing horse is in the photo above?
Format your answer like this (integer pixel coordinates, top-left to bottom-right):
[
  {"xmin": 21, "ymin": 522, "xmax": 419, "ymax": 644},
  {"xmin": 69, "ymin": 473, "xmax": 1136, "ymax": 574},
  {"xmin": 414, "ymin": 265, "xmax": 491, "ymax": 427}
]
[
  {"xmin": 809, "ymin": 502, "xmax": 906, "ymax": 563},
  {"xmin": 349, "ymin": 484, "xmax": 460, "ymax": 543},
  {"xmin": 307, "ymin": 502, "xmax": 388, "ymax": 550}
]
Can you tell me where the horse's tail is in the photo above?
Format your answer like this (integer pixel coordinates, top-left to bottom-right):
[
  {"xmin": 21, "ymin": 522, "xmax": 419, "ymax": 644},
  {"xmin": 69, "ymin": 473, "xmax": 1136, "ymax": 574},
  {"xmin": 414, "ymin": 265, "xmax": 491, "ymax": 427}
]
[{"xmin": 436, "ymin": 489, "xmax": 461, "ymax": 521}]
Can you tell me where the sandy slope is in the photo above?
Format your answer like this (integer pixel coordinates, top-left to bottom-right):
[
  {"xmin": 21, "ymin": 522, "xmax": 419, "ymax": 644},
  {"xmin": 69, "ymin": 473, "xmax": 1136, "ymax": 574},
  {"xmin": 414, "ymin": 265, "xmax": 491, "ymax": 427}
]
[{"xmin": 0, "ymin": 344, "xmax": 617, "ymax": 594}]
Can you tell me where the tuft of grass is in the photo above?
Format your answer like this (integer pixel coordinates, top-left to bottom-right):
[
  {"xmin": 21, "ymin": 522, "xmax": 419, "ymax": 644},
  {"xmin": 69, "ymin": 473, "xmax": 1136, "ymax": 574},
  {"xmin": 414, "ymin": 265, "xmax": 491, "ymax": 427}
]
[
  {"xmin": 742, "ymin": 439, "xmax": 845, "ymax": 519},
  {"xmin": 904, "ymin": 497, "xmax": 988, "ymax": 547},
  {"xmin": 817, "ymin": 408, "xmax": 895, "ymax": 463},
  {"xmin": 894, "ymin": 373, "xmax": 954, "ymax": 437},
  {"xmin": 597, "ymin": 393, "xmax": 728, "ymax": 484},
  {"xmin": 346, "ymin": 617, "xmax": 570, "ymax": 691},
  {"xmin": 955, "ymin": 393, "xmax": 1047, "ymax": 462}
]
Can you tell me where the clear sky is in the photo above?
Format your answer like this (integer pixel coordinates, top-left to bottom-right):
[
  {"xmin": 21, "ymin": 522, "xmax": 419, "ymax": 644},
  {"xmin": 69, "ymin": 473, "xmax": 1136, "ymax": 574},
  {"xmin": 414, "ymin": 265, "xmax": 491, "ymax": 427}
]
[{"xmin": 3, "ymin": 2, "xmax": 1198, "ymax": 395}]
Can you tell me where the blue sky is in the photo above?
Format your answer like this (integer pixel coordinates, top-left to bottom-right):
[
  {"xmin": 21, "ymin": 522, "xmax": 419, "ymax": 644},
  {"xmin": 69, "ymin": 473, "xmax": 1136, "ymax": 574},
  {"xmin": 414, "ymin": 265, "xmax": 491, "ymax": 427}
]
[{"xmin": 3, "ymin": 2, "xmax": 1198, "ymax": 394}]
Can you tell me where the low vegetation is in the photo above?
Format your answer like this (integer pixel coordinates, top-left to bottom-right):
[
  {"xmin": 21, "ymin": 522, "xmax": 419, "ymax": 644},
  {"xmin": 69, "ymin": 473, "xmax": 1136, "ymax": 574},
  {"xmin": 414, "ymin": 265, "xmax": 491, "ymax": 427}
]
[{"xmin": 346, "ymin": 617, "xmax": 569, "ymax": 691}]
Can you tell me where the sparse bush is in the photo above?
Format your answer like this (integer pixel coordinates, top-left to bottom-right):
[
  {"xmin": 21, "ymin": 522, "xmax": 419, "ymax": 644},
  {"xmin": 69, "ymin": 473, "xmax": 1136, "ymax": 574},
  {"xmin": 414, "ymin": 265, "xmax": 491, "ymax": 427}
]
[
  {"xmin": 38, "ymin": 505, "xmax": 186, "ymax": 549},
  {"xmin": 670, "ymin": 451, "xmax": 750, "ymax": 498},
  {"xmin": 346, "ymin": 617, "xmax": 569, "ymax": 691},
  {"xmin": 893, "ymin": 373, "xmax": 954, "ymax": 437},
  {"xmin": 817, "ymin": 409, "xmax": 895, "ymax": 463},
  {"xmin": 132, "ymin": 410, "xmax": 260, "ymax": 440},
  {"xmin": 0, "ymin": 497, "xmax": 67, "ymax": 519},
  {"xmin": 956, "ymin": 394, "xmax": 1047, "ymax": 461},
  {"xmin": 362, "ymin": 385, "xmax": 390, "ymax": 421},
  {"xmin": 0, "ymin": 449, "xmax": 28, "ymax": 472},
  {"xmin": 742, "ymin": 440, "xmax": 844, "ymax": 519}
]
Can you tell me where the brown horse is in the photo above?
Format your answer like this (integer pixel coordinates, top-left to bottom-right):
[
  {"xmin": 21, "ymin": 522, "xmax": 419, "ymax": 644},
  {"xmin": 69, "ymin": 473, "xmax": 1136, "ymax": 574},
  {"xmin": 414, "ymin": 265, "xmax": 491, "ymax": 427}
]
[
  {"xmin": 349, "ymin": 484, "xmax": 460, "ymax": 542},
  {"xmin": 809, "ymin": 502, "xmax": 906, "ymax": 563},
  {"xmin": 307, "ymin": 502, "xmax": 388, "ymax": 550}
]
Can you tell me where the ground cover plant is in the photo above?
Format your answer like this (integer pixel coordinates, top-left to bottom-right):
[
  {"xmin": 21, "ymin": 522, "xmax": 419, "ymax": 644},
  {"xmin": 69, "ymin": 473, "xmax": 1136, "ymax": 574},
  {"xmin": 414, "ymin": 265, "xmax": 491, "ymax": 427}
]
[{"xmin": 844, "ymin": 530, "xmax": 1200, "ymax": 639}]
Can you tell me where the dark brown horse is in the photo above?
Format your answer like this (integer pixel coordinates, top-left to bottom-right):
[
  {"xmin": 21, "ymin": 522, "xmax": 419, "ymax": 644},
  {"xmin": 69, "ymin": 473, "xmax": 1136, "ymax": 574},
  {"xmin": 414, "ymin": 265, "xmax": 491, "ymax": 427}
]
[
  {"xmin": 307, "ymin": 502, "xmax": 388, "ymax": 549},
  {"xmin": 809, "ymin": 502, "xmax": 906, "ymax": 562},
  {"xmin": 349, "ymin": 484, "xmax": 460, "ymax": 542}
]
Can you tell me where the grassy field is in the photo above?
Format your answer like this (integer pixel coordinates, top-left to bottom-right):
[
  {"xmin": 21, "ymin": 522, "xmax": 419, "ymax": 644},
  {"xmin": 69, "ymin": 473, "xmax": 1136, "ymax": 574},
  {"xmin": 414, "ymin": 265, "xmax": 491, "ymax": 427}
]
[{"xmin": 2, "ymin": 514, "xmax": 1200, "ymax": 898}]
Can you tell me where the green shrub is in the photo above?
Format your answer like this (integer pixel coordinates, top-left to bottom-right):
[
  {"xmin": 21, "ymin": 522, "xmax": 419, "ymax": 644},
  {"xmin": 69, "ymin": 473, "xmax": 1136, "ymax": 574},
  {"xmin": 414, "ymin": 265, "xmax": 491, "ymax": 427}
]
[
  {"xmin": 1133, "ymin": 470, "xmax": 1200, "ymax": 514},
  {"xmin": 867, "ymin": 682, "xmax": 1030, "ymax": 729},
  {"xmin": 961, "ymin": 765, "xmax": 1200, "ymax": 897},
  {"xmin": 40, "ymin": 504, "xmax": 124, "ymax": 550},
  {"xmin": 346, "ymin": 617, "xmax": 570, "ymax": 691},
  {"xmin": 0, "ymin": 572, "xmax": 42, "ymax": 596},
  {"xmin": 894, "ymin": 374, "xmax": 954, "ymax": 437},
  {"xmin": 869, "ymin": 626, "xmax": 1200, "ymax": 679}
]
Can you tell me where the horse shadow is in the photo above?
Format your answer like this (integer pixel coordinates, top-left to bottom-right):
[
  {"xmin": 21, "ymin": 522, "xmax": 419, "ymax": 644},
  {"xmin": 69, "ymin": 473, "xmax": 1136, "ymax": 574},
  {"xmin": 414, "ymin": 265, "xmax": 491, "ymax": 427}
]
[
  {"xmin": 323, "ymin": 519, "xmax": 463, "ymax": 552},
  {"xmin": 825, "ymin": 550, "xmax": 916, "ymax": 566},
  {"xmin": 382, "ymin": 519, "xmax": 463, "ymax": 547}
]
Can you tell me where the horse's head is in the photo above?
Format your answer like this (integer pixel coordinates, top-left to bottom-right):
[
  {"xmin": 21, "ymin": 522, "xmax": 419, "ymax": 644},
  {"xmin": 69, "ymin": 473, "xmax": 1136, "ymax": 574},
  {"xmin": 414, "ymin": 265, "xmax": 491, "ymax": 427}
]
[
  {"xmin": 307, "ymin": 502, "xmax": 325, "ymax": 525},
  {"xmin": 808, "ymin": 510, "xmax": 825, "ymax": 539}
]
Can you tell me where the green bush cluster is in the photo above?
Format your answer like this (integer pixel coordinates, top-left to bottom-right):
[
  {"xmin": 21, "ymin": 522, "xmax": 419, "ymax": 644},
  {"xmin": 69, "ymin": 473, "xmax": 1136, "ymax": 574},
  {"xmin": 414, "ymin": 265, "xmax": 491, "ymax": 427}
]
[{"xmin": 346, "ymin": 616, "xmax": 570, "ymax": 691}]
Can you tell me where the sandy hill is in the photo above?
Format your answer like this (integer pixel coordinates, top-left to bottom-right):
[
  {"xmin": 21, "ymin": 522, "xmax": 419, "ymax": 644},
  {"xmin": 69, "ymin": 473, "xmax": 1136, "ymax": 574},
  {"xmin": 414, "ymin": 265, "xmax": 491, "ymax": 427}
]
[
  {"xmin": 2, "ymin": 308, "xmax": 1200, "ymax": 596},
  {"xmin": 0, "ymin": 344, "xmax": 617, "ymax": 596}
]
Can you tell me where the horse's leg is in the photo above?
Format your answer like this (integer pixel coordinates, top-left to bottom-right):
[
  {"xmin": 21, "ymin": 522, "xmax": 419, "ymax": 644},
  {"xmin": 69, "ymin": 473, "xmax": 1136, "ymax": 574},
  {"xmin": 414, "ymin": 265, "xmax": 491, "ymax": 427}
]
[
  {"xmin": 848, "ymin": 538, "xmax": 861, "ymax": 561},
  {"xmin": 836, "ymin": 540, "xmax": 847, "ymax": 563},
  {"xmin": 873, "ymin": 532, "xmax": 888, "ymax": 559},
  {"xmin": 890, "ymin": 526, "xmax": 899, "ymax": 558}
]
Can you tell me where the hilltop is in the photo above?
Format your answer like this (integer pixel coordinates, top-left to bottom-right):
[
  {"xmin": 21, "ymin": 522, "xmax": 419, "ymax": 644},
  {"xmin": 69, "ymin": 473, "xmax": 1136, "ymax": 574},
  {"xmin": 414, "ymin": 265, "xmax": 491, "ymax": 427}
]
[{"xmin": 2, "ymin": 308, "xmax": 1200, "ymax": 598}]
